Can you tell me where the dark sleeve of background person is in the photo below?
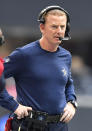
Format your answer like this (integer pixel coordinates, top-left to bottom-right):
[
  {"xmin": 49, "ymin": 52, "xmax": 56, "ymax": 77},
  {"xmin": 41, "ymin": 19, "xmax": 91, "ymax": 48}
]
[{"xmin": 0, "ymin": 74, "xmax": 5, "ymax": 92}]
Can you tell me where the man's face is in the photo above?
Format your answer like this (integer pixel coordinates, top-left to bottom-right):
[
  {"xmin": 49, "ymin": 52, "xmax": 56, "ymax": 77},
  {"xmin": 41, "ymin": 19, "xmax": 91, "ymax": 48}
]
[
  {"xmin": 0, "ymin": 29, "xmax": 3, "ymax": 37},
  {"xmin": 0, "ymin": 29, "xmax": 5, "ymax": 46},
  {"xmin": 40, "ymin": 14, "xmax": 67, "ymax": 45}
]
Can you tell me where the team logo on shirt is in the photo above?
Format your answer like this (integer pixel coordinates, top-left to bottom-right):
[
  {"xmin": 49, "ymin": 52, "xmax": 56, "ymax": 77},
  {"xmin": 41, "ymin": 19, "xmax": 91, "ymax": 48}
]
[{"xmin": 61, "ymin": 68, "xmax": 67, "ymax": 76}]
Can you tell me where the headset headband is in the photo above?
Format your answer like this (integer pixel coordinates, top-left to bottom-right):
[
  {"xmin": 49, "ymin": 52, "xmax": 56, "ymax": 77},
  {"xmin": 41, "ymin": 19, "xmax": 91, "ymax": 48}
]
[{"xmin": 38, "ymin": 5, "xmax": 70, "ymax": 23}]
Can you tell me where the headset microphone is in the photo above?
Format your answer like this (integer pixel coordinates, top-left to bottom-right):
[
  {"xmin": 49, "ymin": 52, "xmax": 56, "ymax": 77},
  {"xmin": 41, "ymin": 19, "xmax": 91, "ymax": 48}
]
[
  {"xmin": 59, "ymin": 37, "xmax": 71, "ymax": 41},
  {"xmin": 59, "ymin": 37, "xmax": 63, "ymax": 41}
]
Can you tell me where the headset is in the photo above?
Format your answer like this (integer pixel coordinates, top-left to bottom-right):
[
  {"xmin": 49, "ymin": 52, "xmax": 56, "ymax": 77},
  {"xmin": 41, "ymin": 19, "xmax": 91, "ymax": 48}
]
[{"xmin": 38, "ymin": 5, "xmax": 71, "ymax": 40}]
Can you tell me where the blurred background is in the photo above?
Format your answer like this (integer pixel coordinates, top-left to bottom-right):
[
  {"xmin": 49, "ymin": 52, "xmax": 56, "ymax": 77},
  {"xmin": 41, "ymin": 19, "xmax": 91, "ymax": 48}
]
[{"xmin": 0, "ymin": 0, "xmax": 92, "ymax": 130}]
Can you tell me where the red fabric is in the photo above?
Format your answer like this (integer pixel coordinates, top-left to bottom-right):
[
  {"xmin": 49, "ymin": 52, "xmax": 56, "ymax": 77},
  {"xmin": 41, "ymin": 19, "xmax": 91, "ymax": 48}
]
[
  {"xmin": 5, "ymin": 117, "xmax": 13, "ymax": 131},
  {"xmin": 0, "ymin": 57, "xmax": 4, "ymax": 77}
]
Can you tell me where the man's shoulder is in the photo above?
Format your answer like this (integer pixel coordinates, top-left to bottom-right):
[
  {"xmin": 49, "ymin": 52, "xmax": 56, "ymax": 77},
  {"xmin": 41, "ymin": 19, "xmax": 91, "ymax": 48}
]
[
  {"xmin": 21, "ymin": 40, "xmax": 39, "ymax": 51},
  {"xmin": 15, "ymin": 40, "xmax": 39, "ymax": 56},
  {"xmin": 5, "ymin": 41, "xmax": 39, "ymax": 60},
  {"xmin": 59, "ymin": 46, "xmax": 71, "ymax": 57}
]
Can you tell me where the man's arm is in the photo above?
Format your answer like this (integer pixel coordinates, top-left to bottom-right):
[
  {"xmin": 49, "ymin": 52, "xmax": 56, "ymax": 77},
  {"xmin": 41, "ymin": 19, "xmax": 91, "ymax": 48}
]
[
  {"xmin": 0, "ymin": 88, "xmax": 19, "ymax": 111},
  {"xmin": 60, "ymin": 73, "xmax": 77, "ymax": 123},
  {"xmin": 61, "ymin": 54, "xmax": 77, "ymax": 123},
  {"xmin": 0, "ymin": 88, "xmax": 32, "ymax": 119},
  {"xmin": 3, "ymin": 49, "xmax": 32, "ymax": 118},
  {"xmin": 0, "ymin": 74, "xmax": 5, "ymax": 92}
]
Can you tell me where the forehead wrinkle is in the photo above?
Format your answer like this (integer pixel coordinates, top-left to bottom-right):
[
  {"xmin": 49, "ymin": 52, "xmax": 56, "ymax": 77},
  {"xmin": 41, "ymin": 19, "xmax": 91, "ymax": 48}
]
[{"xmin": 46, "ymin": 15, "xmax": 67, "ymax": 25}]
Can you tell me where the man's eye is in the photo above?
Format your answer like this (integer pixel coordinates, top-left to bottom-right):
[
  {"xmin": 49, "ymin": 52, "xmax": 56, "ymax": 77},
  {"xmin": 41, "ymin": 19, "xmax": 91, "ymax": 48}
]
[
  {"xmin": 60, "ymin": 26, "xmax": 65, "ymax": 29},
  {"xmin": 52, "ymin": 26, "xmax": 57, "ymax": 29}
]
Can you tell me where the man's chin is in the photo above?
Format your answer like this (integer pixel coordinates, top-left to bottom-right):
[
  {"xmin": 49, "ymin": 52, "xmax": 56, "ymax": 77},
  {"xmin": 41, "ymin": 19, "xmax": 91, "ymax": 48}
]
[
  {"xmin": 54, "ymin": 38, "xmax": 61, "ymax": 44},
  {"xmin": 55, "ymin": 40, "xmax": 61, "ymax": 45}
]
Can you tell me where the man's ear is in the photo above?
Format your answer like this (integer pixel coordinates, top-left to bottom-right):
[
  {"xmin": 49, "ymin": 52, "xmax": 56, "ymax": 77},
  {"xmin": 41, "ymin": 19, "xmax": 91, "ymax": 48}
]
[{"xmin": 39, "ymin": 23, "xmax": 45, "ymax": 34}]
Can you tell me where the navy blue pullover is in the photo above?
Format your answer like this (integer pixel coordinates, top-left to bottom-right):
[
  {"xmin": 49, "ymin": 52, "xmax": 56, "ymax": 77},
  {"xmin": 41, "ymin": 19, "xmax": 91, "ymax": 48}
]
[{"xmin": 0, "ymin": 40, "xmax": 76, "ymax": 115}]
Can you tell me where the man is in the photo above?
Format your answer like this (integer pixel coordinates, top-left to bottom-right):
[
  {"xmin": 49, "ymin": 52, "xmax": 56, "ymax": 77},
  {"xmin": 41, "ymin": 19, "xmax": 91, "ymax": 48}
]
[
  {"xmin": 2, "ymin": 5, "xmax": 77, "ymax": 131},
  {"xmin": 0, "ymin": 29, "xmax": 5, "ymax": 92}
]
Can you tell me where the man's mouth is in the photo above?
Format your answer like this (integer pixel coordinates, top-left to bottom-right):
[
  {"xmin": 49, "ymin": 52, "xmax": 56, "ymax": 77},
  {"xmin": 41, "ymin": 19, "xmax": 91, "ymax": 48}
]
[{"xmin": 54, "ymin": 36, "xmax": 61, "ymax": 40}]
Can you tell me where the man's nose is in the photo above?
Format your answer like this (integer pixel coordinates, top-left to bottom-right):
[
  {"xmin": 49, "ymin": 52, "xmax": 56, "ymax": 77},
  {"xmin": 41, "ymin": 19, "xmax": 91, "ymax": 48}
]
[{"xmin": 57, "ymin": 26, "xmax": 62, "ymax": 33}]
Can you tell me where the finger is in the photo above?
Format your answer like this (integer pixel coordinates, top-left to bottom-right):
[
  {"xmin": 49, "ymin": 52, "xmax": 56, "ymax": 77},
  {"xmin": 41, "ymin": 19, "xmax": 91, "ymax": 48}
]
[
  {"xmin": 24, "ymin": 110, "xmax": 29, "ymax": 117},
  {"xmin": 60, "ymin": 111, "xmax": 68, "ymax": 121},
  {"xmin": 63, "ymin": 114, "xmax": 71, "ymax": 123},
  {"xmin": 66, "ymin": 115, "xmax": 72, "ymax": 123},
  {"xmin": 27, "ymin": 107, "xmax": 32, "ymax": 111},
  {"xmin": 17, "ymin": 111, "xmax": 25, "ymax": 119},
  {"xmin": 26, "ymin": 107, "xmax": 32, "ymax": 115},
  {"xmin": 23, "ymin": 107, "xmax": 32, "ymax": 117},
  {"xmin": 21, "ymin": 113, "xmax": 25, "ymax": 118},
  {"xmin": 17, "ymin": 115, "xmax": 22, "ymax": 119}
]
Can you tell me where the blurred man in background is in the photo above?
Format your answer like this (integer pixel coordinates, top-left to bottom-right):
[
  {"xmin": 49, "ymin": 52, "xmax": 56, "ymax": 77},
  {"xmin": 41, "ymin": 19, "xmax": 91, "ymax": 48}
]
[
  {"xmin": 0, "ymin": 29, "xmax": 5, "ymax": 92},
  {"xmin": 1, "ymin": 5, "xmax": 77, "ymax": 131}
]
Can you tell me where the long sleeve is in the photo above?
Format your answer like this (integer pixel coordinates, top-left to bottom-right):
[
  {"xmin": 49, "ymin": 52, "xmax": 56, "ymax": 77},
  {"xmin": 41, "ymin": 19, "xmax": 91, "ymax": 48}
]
[
  {"xmin": 0, "ymin": 88, "xmax": 19, "ymax": 112},
  {"xmin": 65, "ymin": 55, "xmax": 76, "ymax": 102},
  {"xmin": 0, "ymin": 74, "xmax": 5, "ymax": 92},
  {"xmin": 0, "ymin": 49, "xmax": 23, "ymax": 112},
  {"xmin": 65, "ymin": 71, "xmax": 76, "ymax": 102}
]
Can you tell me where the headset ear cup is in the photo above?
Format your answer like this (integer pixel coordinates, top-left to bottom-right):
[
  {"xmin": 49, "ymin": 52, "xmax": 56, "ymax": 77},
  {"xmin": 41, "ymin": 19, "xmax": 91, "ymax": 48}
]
[
  {"xmin": 65, "ymin": 22, "xmax": 70, "ymax": 38},
  {"xmin": 67, "ymin": 22, "xmax": 70, "ymax": 32},
  {"xmin": 39, "ymin": 17, "xmax": 45, "ymax": 24}
]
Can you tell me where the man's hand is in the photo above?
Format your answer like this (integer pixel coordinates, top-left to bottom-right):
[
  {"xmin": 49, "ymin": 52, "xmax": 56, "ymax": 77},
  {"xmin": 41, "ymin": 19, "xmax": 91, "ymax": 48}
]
[
  {"xmin": 14, "ymin": 104, "xmax": 32, "ymax": 119},
  {"xmin": 60, "ymin": 102, "xmax": 76, "ymax": 123}
]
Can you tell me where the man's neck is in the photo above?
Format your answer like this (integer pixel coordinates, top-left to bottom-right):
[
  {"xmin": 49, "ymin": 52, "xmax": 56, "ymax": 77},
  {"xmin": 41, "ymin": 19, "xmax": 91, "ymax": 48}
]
[{"xmin": 39, "ymin": 38, "xmax": 59, "ymax": 52}]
